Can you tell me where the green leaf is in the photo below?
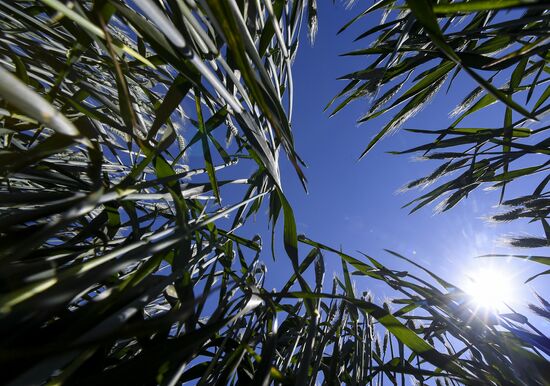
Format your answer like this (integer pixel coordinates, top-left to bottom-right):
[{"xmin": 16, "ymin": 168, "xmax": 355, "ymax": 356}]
[
  {"xmin": 433, "ymin": 0, "xmax": 537, "ymax": 14},
  {"xmin": 194, "ymin": 89, "xmax": 220, "ymax": 204},
  {"xmin": 0, "ymin": 66, "xmax": 86, "ymax": 142}
]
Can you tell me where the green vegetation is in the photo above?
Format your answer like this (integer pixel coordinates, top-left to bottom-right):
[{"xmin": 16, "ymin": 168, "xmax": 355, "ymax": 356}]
[
  {"xmin": 0, "ymin": 1, "xmax": 548, "ymax": 385},
  {"xmin": 331, "ymin": 0, "xmax": 550, "ymax": 254}
]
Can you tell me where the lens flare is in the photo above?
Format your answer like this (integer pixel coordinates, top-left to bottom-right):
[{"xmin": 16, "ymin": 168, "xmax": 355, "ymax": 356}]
[{"xmin": 463, "ymin": 267, "xmax": 515, "ymax": 309}]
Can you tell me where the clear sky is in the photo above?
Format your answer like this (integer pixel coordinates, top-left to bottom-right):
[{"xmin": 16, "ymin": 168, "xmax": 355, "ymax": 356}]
[{"xmin": 247, "ymin": 2, "xmax": 550, "ymax": 317}]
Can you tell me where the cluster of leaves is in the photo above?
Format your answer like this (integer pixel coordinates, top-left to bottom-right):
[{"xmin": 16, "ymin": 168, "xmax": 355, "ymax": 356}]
[
  {"xmin": 329, "ymin": 0, "xmax": 550, "ymax": 262},
  {"xmin": 0, "ymin": 0, "xmax": 548, "ymax": 385},
  {"xmin": 0, "ymin": 0, "xmax": 314, "ymax": 383},
  {"xmin": 295, "ymin": 236, "xmax": 550, "ymax": 386}
]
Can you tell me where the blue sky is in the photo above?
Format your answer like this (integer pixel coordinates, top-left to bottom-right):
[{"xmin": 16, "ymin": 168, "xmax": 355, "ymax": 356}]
[{"xmin": 247, "ymin": 2, "xmax": 550, "ymax": 315}]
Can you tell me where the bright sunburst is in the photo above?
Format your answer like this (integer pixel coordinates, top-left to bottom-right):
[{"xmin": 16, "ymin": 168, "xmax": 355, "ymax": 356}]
[{"xmin": 463, "ymin": 267, "xmax": 516, "ymax": 309}]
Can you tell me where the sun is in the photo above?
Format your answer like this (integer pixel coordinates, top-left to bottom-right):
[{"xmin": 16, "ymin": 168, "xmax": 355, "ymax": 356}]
[{"xmin": 462, "ymin": 267, "xmax": 516, "ymax": 310}]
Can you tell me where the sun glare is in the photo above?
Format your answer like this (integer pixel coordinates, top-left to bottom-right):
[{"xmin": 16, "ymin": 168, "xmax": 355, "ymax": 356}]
[{"xmin": 463, "ymin": 267, "xmax": 516, "ymax": 309}]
